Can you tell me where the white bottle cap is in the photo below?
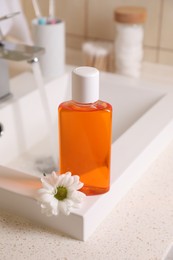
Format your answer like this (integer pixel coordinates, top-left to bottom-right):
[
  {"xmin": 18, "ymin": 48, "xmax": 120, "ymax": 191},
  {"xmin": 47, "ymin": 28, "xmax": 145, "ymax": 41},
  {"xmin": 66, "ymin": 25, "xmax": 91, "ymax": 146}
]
[{"xmin": 72, "ymin": 66, "xmax": 99, "ymax": 103}]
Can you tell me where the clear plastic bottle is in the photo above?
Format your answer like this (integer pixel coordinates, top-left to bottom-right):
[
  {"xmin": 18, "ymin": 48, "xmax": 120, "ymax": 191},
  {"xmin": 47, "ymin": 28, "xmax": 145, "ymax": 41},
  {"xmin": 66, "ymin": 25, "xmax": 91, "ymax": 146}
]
[
  {"xmin": 114, "ymin": 6, "xmax": 147, "ymax": 78},
  {"xmin": 58, "ymin": 67, "xmax": 112, "ymax": 195}
]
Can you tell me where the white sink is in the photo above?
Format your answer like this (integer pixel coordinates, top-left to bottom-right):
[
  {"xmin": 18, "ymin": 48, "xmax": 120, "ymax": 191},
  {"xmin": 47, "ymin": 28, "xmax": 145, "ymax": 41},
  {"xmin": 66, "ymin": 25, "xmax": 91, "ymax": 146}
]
[{"xmin": 1, "ymin": 65, "xmax": 173, "ymax": 240}]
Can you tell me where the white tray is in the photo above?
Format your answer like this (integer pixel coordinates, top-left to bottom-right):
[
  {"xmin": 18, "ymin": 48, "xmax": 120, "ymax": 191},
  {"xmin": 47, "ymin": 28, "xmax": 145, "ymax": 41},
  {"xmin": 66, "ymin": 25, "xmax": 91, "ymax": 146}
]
[{"xmin": 1, "ymin": 69, "xmax": 173, "ymax": 241}]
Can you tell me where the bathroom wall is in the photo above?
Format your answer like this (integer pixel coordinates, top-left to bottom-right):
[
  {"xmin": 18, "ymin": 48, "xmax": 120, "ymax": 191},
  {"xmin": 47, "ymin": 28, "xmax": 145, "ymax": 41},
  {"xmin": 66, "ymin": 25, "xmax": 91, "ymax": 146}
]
[{"xmin": 21, "ymin": 0, "xmax": 173, "ymax": 66}]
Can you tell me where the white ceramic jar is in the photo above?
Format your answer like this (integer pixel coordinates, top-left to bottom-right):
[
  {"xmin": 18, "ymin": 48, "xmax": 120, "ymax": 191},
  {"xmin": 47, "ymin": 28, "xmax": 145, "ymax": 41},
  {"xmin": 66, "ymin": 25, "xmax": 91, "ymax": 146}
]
[{"xmin": 114, "ymin": 6, "xmax": 147, "ymax": 78}]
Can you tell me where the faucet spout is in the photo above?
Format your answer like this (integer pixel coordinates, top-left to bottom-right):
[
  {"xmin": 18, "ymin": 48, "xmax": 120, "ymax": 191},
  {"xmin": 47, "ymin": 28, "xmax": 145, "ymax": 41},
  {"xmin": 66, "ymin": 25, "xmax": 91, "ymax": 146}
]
[
  {"xmin": 0, "ymin": 40, "xmax": 44, "ymax": 61},
  {"xmin": 0, "ymin": 41, "xmax": 44, "ymax": 100}
]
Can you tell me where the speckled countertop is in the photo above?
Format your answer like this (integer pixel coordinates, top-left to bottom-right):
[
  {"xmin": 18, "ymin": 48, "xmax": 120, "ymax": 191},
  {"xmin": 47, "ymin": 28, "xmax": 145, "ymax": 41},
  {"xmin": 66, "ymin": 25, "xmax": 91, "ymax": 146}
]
[
  {"xmin": 1, "ymin": 60, "xmax": 173, "ymax": 260},
  {"xmin": 1, "ymin": 140, "xmax": 173, "ymax": 259}
]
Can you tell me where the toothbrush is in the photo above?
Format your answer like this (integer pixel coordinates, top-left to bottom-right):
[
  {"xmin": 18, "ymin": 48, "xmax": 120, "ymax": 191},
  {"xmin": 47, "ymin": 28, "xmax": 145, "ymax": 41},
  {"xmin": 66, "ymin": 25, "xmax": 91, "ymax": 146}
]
[
  {"xmin": 32, "ymin": 0, "xmax": 46, "ymax": 25},
  {"xmin": 49, "ymin": 0, "xmax": 55, "ymax": 18},
  {"xmin": 48, "ymin": 0, "xmax": 57, "ymax": 24}
]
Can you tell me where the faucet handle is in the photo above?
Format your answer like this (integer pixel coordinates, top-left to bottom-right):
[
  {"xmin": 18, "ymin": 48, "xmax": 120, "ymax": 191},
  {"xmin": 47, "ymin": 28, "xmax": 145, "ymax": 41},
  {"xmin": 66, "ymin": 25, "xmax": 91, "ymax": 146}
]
[{"xmin": 0, "ymin": 11, "xmax": 20, "ymax": 22}]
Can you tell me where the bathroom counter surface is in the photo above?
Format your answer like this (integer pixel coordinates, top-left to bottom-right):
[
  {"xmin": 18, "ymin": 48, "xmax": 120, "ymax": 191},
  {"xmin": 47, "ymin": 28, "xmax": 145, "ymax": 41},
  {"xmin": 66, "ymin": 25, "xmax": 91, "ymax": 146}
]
[{"xmin": 1, "ymin": 61, "xmax": 173, "ymax": 260}]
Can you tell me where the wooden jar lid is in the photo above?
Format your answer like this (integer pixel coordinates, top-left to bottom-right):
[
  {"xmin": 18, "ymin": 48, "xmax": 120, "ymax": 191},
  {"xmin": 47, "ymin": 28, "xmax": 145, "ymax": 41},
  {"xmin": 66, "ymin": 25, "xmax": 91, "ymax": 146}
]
[{"xmin": 114, "ymin": 6, "xmax": 147, "ymax": 24}]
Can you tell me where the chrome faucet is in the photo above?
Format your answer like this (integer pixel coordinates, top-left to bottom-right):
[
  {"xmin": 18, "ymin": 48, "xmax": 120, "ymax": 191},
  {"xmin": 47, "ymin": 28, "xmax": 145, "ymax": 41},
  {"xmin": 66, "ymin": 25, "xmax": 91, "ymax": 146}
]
[
  {"xmin": 0, "ymin": 12, "xmax": 44, "ymax": 100},
  {"xmin": 0, "ymin": 40, "xmax": 44, "ymax": 100}
]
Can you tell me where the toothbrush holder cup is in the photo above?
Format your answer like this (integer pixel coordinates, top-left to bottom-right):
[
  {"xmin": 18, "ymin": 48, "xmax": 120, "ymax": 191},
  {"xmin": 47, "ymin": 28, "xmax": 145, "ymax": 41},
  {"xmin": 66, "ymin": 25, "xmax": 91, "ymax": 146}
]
[{"xmin": 32, "ymin": 19, "xmax": 65, "ymax": 80}]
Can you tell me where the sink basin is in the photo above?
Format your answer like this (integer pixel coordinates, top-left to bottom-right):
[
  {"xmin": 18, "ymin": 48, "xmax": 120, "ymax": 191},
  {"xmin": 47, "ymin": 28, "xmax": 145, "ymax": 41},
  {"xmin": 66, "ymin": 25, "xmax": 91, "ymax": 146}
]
[
  {"xmin": 0, "ymin": 67, "xmax": 164, "ymax": 171},
  {"xmin": 1, "ymin": 65, "xmax": 173, "ymax": 240}
]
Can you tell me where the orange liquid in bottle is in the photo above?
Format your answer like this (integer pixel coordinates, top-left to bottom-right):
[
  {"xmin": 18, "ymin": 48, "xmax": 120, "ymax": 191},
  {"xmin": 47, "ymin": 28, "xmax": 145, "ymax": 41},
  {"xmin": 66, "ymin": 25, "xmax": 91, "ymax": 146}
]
[{"xmin": 58, "ymin": 100, "xmax": 112, "ymax": 195}]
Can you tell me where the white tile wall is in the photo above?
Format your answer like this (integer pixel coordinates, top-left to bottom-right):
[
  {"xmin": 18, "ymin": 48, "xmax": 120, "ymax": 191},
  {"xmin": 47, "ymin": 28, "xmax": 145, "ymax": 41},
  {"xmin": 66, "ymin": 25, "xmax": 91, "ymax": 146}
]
[
  {"xmin": 159, "ymin": 50, "xmax": 173, "ymax": 65},
  {"xmin": 20, "ymin": 0, "xmax": 173, "ymax": 66},
  {"xmin": 144, "ymin": 48, "xmax": 158, "ymax": 63},
  {"xmin": 56, "ymin": 0, "xmax": 86, "ymax": 36},
  {"xmin": 66, "ymin": 35, "xmax": 85, "ymax": 50},
  {"xmin": 87, "ymin": 0, "xmax": 116, "ymax": 41},
  {"xmin": 160, "ymin": 0, "xmax": 173, "ymax": 50}
]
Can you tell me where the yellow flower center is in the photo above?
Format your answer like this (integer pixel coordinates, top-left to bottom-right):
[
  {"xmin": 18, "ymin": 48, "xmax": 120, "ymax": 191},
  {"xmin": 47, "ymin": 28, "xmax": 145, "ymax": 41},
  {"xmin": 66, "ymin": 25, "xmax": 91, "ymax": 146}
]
[{"xmin": 54, "ymin": 186, "xmax": 68, "ymax": 201}]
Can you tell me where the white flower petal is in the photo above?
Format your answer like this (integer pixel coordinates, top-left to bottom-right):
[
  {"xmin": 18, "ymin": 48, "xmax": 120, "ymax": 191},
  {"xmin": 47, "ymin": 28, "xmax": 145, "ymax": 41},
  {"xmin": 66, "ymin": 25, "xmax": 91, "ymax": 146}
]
[
  {"xmin": 65, "ymin": 177, "xmax": 74, "ymax": 187},
  {"xmin": 37, "ymin": 193, "xmax": 53, "ymax": 203},
  {"xmin": 71, "ymin": 202, "xmax": 82, "ymax": 209},
  {"xmin": 46, "ymin": 172, "xmax": 60, "ymax": 187},
  {"xmin": 77, "ymin": 181, "xmax": 84, "ymax": 190},
  {"xmin": 50, "ymin": 197, "xmax": 58, "ymax": 208},
  {"xmin": 51, "ymin": 207, "xmax": 59, "ymax": 216},
  {"xmin": 41, "ymin": 177, "xmax": 54, "ymax": 191},
  {"xmin": 69, "ymin": 190, "xmax": 86, "ymax": 203},
  {"xmin": 59, "ymin": 200, "xmax": 72, "ymax": 216},
  {"xmin": 57, "ymin": 172, "xmax": 69, "ymax": 187},
  {"xmin": 64, "ymin": 171, "xmax": 72, "ymax": 177},
  {"xmin": 40, "ymin": 200, "xmax": 59, "ymax": 217},
  {"xmin": 55, "ymin": 174, "xmax": 65, "ymax": 186},
  {"xmin": 48, "ymin": 171, "xmax": 59, "ymax": 187},
  {"xmin": 68, "ymin": 176, "xmax": 84, "ymax": 191},
  {"xmin": 61, "ymin": 172, "xmax": 73, "ymax": 187},
  {"xmin": 37, "ymin": 188, "xmax": 55, "ymax": 198},
  {"xmin": 37, "ymin": 188, "xmax": 51, "ymax": 194}
]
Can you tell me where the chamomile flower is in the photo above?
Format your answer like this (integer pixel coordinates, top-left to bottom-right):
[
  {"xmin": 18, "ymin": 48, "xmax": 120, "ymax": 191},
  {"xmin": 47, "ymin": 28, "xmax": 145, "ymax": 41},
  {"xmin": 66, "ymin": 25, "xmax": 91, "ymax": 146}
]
[{"xmin": 37, "ymin": 171, "xmax": 86, "ymax": 216}]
